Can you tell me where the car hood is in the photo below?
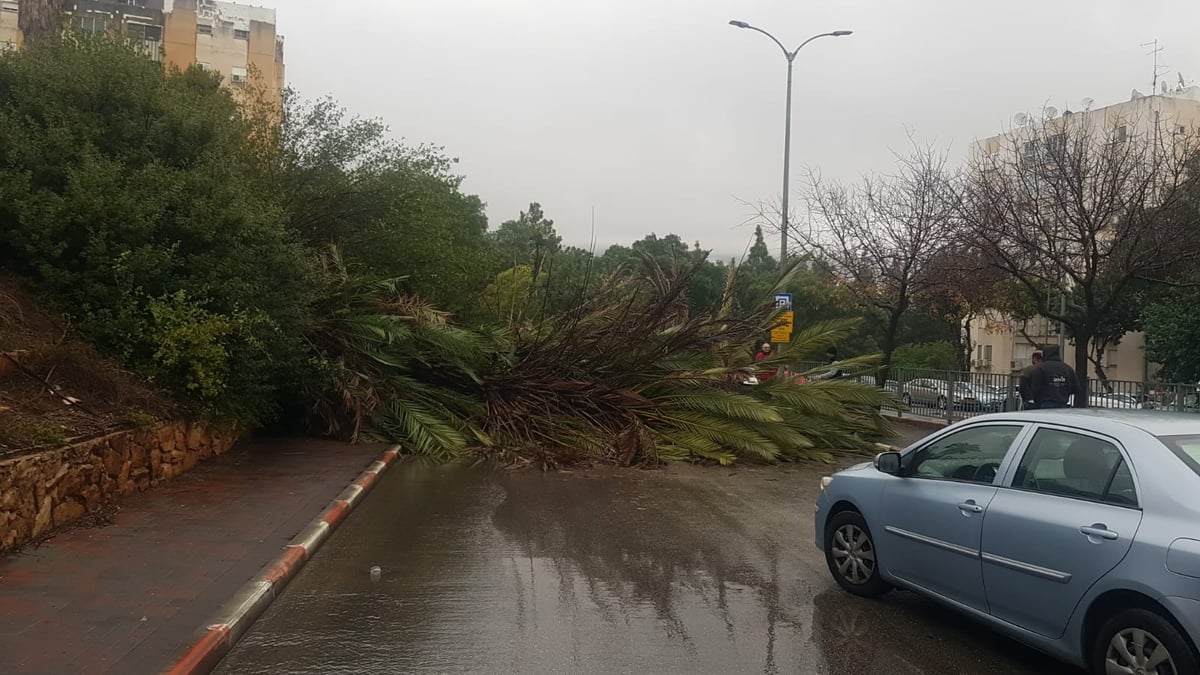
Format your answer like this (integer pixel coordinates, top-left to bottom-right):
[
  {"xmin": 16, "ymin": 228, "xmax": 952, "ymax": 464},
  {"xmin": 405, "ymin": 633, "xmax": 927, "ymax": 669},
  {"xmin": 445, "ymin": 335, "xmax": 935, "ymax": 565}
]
[{"xmin": 840, "ymin": 461, "xmax": 872, "ymax": 473}]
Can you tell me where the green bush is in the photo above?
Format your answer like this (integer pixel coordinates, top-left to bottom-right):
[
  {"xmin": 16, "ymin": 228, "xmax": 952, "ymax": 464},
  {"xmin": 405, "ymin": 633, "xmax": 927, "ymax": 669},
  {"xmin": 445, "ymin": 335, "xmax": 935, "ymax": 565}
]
[
  {"xmin": 891, "ymin": 341, "xmax": 961, "ymax": 370},
  {"xmin": 0, "ymin": 36, "xmax": 311, "ymax": 422}
]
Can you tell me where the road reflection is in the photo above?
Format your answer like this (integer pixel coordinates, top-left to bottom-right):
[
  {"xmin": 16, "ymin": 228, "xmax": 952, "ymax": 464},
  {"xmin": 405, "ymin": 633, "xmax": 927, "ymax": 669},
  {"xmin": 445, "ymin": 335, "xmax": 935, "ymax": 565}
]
[{"xmin": 216, "ymin": 461, "xmax": 1073, "ymax": 675}]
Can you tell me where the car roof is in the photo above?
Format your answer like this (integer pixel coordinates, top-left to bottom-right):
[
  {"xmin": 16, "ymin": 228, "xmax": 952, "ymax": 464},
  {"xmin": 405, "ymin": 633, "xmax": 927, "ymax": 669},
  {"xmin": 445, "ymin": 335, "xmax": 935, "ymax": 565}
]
[{"xmin": 964, "ymin": 409, "xmax": 1200, "ymax": 437}]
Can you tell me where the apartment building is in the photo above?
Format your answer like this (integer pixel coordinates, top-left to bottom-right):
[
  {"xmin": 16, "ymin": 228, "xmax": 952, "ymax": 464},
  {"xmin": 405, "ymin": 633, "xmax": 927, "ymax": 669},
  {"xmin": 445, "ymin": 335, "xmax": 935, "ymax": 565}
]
[
  {"xmin": 0, "ymin": 0, "xmax": 283, "ymax": 103},
  {"xmin": 967, "ymin": 85, "xmax": 1200, "ymax": 382},
  {"xmin": 969, "ymin": 312, "xmax": 1152, "ymax": 383},
  {"xmin": 163, "ymin": 0, "xmax": 284, "ymax": 104},
  {"xmin": 0, "ymin": 1, "xmax": 19, "ymax": 51}
]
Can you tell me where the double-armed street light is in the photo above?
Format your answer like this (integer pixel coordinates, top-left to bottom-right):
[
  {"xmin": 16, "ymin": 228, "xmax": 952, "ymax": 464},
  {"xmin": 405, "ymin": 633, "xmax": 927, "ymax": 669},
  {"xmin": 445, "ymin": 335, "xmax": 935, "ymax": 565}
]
[{"xmin": 729, "ymin": 20, "xmax": 852, "ymax": 262}]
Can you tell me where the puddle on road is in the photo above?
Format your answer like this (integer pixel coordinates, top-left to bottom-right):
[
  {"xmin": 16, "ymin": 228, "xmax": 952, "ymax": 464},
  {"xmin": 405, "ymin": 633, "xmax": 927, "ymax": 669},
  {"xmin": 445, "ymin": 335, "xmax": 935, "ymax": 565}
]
[{"xmin": 214, "ymin": 461, "xmax": 1066, "ymax": 675}]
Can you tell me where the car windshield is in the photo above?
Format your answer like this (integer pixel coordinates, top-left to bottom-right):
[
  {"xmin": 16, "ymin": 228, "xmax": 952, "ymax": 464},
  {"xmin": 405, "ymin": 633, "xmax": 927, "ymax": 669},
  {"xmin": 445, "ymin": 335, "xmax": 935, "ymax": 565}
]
[{"xmin": 1157, "ymin": 435, "xmax": 1200, "ymax": 477}]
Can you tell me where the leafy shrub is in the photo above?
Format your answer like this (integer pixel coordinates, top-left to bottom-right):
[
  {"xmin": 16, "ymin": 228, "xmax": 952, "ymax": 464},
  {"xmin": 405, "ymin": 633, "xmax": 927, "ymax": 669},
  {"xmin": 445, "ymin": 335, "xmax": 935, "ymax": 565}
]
[{"xmin": 0, "ymin": 36, "xmax": 311, "ymax": 423}]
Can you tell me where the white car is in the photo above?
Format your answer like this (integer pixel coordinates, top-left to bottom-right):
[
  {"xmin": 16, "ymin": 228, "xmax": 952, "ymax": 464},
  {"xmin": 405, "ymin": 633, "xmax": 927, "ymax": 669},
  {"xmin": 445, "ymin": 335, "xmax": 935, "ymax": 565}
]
[{"xmin": 1089, "ymin": 393, "xmax": 1152, "ymax": 410}]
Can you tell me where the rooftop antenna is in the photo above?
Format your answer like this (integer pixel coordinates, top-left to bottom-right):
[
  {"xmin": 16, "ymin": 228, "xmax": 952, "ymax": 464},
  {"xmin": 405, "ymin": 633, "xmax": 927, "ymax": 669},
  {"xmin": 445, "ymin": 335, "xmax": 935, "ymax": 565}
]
[{"xmin": 1142, "ymin": 39, "xmax": 1169, "ymax": 93}]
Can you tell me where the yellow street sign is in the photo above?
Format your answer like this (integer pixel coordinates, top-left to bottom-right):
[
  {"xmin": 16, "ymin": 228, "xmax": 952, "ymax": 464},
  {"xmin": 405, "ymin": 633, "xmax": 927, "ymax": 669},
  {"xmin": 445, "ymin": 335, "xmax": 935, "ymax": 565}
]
[{"xmin": 771, "ymin": 311, "xmax": 794, "ymax": 343}]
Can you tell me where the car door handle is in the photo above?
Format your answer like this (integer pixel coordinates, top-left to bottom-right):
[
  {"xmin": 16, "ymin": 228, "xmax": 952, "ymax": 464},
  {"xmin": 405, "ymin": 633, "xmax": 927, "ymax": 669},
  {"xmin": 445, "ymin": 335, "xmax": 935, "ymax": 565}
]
[
  {"xmin": 1080, "ymin": 525, "xmax": 1119, "ymax": 541},
  {"xmin": 957, "ymin": 501, "xmax": 984, "ymax": 514}
]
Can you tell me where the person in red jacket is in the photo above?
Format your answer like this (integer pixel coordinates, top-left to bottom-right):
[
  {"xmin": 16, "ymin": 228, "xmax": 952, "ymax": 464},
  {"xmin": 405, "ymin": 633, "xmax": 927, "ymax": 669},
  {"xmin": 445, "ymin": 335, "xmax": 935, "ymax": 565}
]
[{"xmin": 755, "ymin": 343, "xmax": 775, "ymax": 380}]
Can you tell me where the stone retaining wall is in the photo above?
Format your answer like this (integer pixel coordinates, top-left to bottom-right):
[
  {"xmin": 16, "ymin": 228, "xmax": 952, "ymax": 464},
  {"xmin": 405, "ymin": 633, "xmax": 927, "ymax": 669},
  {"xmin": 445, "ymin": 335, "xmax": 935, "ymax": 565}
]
[{"xmin": 0, "ymin": 421, "xmax": 237, "ymax": 553}]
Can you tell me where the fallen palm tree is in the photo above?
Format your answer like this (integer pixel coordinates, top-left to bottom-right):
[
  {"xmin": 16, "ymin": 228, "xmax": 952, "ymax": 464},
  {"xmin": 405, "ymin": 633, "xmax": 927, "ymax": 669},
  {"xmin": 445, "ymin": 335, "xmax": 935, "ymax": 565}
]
[
  {"xmin": 475, "ymin": 257, "xmax": 894, "ymax": 466},
  {"xmin": 307, "ymin": 251, "xmax": 895, "ymax": 465}
]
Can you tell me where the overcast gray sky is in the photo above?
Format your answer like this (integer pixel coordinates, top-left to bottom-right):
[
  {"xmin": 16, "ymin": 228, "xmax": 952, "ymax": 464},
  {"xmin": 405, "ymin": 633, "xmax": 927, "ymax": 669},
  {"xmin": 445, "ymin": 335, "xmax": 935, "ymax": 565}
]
[{"xmin": 275, "ymin": 0, "xmax": 1200, "ymax": 259}]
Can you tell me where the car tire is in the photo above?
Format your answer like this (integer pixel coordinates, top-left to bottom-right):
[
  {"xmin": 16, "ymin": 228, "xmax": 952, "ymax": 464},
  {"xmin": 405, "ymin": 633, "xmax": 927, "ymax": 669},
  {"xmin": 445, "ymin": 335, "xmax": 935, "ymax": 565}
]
[
  {"xmin": 824, "ymin": 511, "xmax": 891, "ymax": 598},
  {"xmin": 936, "ymin": 395, "xmax": 946, "ymax": 410},
  {"xmin": 1091, "ymin": 608, "xmax": 1199, "ymax": 675},
  {"xmin": 901, "ymin": 393, "xmax": 911, "ymax": 406}
]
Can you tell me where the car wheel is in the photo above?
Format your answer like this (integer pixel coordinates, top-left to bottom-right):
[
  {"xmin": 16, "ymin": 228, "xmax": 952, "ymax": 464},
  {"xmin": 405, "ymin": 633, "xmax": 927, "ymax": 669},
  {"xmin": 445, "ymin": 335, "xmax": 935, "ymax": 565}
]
[
  {"xmin": 901, "ymin": 393, "xmax": 911, "ymax": 406},
  {"xmin": 824, "ymin": 511, "xmax": 891, "ymax": 598},
  {"xmin": 936, "ymin": 395, "xmax": 946, "ymax": 410},
  {"xmin": 1091, "ymin": 608, "xmax": 1199, "ymax": 675}
]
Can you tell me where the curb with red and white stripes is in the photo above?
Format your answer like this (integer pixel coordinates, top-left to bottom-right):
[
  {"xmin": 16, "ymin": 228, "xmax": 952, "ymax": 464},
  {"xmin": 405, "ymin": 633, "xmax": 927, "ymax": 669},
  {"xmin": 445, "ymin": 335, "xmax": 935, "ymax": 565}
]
[{"xmin": 163, "ymin": 446, "xmax": 402, "ymax": 675}]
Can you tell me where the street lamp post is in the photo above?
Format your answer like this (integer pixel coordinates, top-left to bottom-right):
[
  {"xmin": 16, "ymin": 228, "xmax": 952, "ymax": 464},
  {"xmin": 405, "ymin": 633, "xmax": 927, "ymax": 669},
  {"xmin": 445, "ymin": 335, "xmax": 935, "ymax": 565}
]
[{"xmin": 729, "ymin": 21, "xmax": 852, "ymax": 263}]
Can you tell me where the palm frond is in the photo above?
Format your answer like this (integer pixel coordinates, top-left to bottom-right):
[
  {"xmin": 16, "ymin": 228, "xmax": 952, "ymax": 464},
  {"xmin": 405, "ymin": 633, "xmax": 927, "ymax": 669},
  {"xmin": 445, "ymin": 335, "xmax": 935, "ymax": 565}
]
[{"xmin": 368, "ymin": 399, "xmax": 468, "ymax": 460}]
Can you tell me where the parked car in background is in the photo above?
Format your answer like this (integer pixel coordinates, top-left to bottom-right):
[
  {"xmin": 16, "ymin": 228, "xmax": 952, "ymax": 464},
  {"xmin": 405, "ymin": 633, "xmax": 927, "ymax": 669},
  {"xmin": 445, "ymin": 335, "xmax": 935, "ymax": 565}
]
[
  {"xmin": 900, "ymin": 380, "xmax": 1004, "ymax": 412},
  {"xmin": 853, "ymin": 375, "xmax": 903, "ymax": 395},
  {"xmin": 1090, "ymin": 392, "xmax": 1155, "ymax": 410},
  {"xmin": 815, "ymin": 410, "xmax": 1200, "ymax": 675}
]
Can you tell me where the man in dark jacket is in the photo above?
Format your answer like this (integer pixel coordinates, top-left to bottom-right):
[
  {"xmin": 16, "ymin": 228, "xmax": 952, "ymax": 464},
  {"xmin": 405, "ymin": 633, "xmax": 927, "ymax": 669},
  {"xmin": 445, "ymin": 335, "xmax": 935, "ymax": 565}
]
[
  {"xmin": 1028, "ymin": 344, "xmax": 1086, "ymax": 409},
  {"xmin": 1017, "ymin": 350, "xmax": 1043, "ymax": 409}
]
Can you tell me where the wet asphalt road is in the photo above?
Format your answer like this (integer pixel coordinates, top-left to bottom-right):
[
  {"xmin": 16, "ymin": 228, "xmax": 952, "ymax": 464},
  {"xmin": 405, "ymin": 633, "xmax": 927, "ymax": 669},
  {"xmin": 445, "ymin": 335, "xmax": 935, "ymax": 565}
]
[{"xmin": 215, "ymin": 440, "xmax": 1081, "ymax": 674}]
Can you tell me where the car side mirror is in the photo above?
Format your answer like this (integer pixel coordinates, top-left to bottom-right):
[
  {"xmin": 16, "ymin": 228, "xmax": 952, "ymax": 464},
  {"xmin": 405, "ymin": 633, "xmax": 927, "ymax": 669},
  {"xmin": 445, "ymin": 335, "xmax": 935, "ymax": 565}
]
[{"xmin": 874, "ymin": 451, "xmax": 902, "ymax": 475}]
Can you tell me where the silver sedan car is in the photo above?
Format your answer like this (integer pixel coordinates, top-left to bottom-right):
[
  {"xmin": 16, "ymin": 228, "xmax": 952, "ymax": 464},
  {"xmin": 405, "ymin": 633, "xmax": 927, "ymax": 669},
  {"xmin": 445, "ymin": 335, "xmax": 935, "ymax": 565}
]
[{"xmin": 814, "ymin": 410, "xmax": 1200, "ymax": 675}]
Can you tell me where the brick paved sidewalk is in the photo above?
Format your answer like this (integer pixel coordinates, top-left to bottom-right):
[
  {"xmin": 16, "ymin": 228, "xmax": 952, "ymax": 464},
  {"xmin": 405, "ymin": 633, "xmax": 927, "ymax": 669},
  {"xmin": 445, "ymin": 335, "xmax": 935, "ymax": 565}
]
[{"xmin": 0, "ymin": 437, "xmax": 385, "ymax": 675}]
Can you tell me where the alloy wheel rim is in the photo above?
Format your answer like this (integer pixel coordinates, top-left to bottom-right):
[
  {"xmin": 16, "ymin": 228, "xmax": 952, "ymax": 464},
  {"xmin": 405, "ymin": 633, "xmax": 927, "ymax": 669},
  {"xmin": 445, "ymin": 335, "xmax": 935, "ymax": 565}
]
[
  {"xmin": 1106, "ymin": 627, "xmax": 1177, "ymax": 675},
  {"xmin": 831, "ymin": 524, "xmax": 876, "ymax": 585}
]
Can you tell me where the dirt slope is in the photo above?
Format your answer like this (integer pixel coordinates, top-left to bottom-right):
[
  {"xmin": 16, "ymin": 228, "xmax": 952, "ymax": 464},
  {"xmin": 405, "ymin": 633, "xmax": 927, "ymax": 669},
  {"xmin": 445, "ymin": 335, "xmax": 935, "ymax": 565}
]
[{"xmin": 0, "ymin": 277, "xmax": 169, "ymax": 456}]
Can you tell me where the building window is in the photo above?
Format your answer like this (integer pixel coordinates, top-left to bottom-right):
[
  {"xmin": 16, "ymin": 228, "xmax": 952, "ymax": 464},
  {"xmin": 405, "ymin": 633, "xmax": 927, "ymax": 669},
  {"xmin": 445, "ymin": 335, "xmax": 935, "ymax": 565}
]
[
  {"xmin": 230, "ymin": 66, "xmax": 248, "ymax": 85},
  {"xmin": 1112, "ymin": 125, "xmax": 1128, "ymax": 143},
  {"xmin": 197, "ymin": 23, "xmax": 213, "ymax": 35},
  {"xmin": 1019, "ymin": 139, "xmax": 1038, "ymax": 167},
  {"xmin": 126, "ymin": 22, "xmax": 163, "ymax": 42},
  {"xmin": 1176, "ymin": 124, "xmax": 1188, "ymax": 136},
  {"xmin": 71, "ymin": 15, "xmax": 108, "ymax": 36},
  {"xmin": 233, "ymin": 28, "xmax": 250, "ymax": 40},
  {"xmin": 125, "ymin": 0, "xmax": 148, "ymax": 7},
  {"xmin": 1046, "ymin": 133, "xmax": 1066, "ymax": 160},
  {"xmin": 984, "ymin": 345, "xmax": 993, "ymax": 362}
]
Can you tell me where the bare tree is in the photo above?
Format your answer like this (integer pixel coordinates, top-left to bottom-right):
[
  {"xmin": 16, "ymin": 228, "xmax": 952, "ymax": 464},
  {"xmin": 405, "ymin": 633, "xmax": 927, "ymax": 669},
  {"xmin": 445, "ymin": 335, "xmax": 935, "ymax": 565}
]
[
  {"xmin": 795, "ymin": 143, "xmax": 958, "ymax": 380},
  {"xmin": 958, "ymin": 111, "xmax": 1200, "ymax": 391},
  {"xmin": 17, "ymin": 0, "xmax": 65, "ymax": 42}
]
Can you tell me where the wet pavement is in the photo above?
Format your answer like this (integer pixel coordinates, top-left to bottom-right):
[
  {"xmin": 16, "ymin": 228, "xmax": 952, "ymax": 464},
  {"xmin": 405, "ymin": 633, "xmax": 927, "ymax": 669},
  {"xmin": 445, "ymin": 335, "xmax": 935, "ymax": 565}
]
[
  {"xmin": 0, "ymin": 438, "xmax": 384, "ymax": 675},
  {"xmin": 215, "ymin": 445, "xmax": 1080, "ymax": 674}
]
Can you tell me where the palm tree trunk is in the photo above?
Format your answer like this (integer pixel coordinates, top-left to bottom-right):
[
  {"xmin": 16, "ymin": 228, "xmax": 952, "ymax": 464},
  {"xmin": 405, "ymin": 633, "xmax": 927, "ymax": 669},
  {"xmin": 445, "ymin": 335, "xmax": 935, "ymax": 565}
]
[{"xmin": 18, "ymin": 0, "xmax": 66, "ymax": 42}]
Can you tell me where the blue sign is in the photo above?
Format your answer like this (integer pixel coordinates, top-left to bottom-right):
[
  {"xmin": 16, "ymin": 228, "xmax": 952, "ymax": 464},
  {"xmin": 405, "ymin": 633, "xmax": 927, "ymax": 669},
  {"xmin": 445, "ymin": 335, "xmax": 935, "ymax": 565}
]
[{"xmin": 774, "ymin": 293, "xmax": 793, "ymax": 311}]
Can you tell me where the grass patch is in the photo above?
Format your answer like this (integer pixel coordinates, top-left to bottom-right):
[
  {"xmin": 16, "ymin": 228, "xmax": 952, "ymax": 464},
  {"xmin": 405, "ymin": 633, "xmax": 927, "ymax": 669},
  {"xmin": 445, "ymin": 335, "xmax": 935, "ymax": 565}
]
[{"xmin": 0, "ymin": 418, "xmax": 67, "ymax": 449}]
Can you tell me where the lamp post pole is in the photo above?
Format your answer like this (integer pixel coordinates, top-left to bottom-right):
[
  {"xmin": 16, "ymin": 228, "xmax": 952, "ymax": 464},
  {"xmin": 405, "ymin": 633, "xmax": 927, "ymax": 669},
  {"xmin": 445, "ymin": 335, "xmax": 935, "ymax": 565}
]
[{"xmin": 729, "ymin": 22, "xmax": 852, "ymax": 262}]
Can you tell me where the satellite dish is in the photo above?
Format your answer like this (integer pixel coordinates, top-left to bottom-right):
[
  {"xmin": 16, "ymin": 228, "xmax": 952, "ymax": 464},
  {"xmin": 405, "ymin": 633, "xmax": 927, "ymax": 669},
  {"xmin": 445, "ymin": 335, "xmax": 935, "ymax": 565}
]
[
  {"xmin": 1081, "ymin": 97, "xmax": 1095, "ymax": 110},
  {"xmin": 1162, "ymin": 80, "xmax": 1170, "ymax": 94},
  {"xmin": 1013, "ymin": 112, "xmax": 1029, "ymax": 126},
  {"xmin": 1132, "ymin": 89, "xmax": 1145, "ymax": 99},
  {"xmin": 1044, "ymin": 106, "xmax": 1058, "ymax": 118}
]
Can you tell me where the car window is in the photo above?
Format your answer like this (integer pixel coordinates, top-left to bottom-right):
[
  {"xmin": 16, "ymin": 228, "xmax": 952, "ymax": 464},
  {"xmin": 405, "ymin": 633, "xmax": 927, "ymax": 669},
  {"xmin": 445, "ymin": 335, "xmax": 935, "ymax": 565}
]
[
  {"xmin": 908, "ymin": 425, "xmax": 1023, "ymax": 484},
  {"xmin": 1157, "ymin": 435, "xmax": 1200, "ymax": 479},
  {"xmin": 1012, "ymin": 429, "xmax": 1137, "ymax": 506}
]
